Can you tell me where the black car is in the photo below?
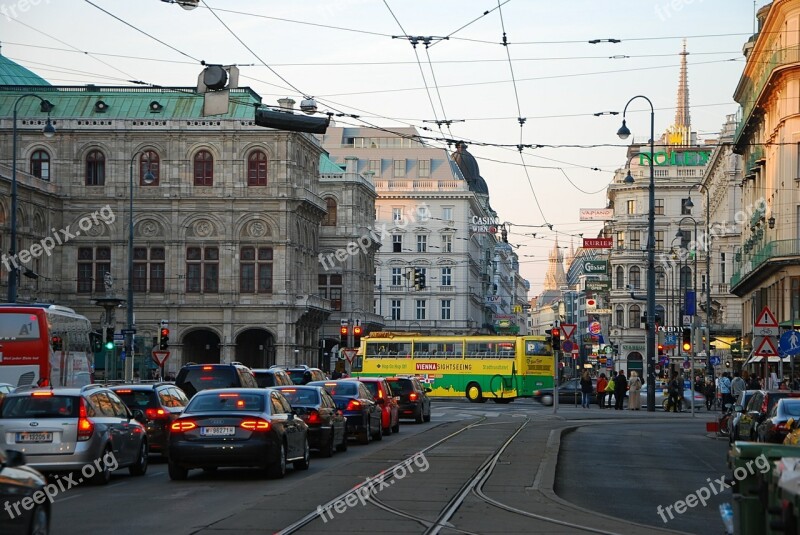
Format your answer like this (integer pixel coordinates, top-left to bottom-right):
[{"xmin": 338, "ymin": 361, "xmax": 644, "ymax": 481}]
[
  {"xmin": 252, "ymin": 368, "xmax": 293, "ymax": 388},
  {"xmin": 532, "ymin": 377, "xmax": 597, "ymax": 406},
  {"xmin": 167, "ymin": 388, "xmax": 310, "ymax": 480},
  {"xmin": 728, "ymin": 390, "xmax": 758, "ymax": 443},
  {"xmin": 274, "ymin": 386, "xmax": 347, "ymax": 457},
  {"xmin": 733, "ymin": 390, "xmax": 800, "ymax": 441},
  {"xmin": 174, "ymin": 363, "xmax": 258, "ymax": 398},
  {"xmin": 308, "ymin": 380, "xmax": 382, "ymax": 445},
  {"xmin": 0, "ymin": 449, "xmax": 50, "ymax": 535},
  {"xmin": 287, "ymin": 366, "xmax": 327, "ymax": 385},
  {"xmin": 757, "ymin": 398, "xmax": 800, "ymax": 443},
  {"xmin": 110, "ymin": 383, "xmax": 189, "ymax": 456},
  {"xmin": 386, "ymin": 376, "xmax": 431, "ymax": 423}
]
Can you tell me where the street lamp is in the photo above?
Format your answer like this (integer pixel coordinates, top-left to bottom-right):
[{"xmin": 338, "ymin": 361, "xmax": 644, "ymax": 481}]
[
  {"xmin": 8, "ymin": 94, "xmax": 56, "ymax": 302},
  {"xmin": 686, "ymin": 182, "xmax": 713, "ymax": 375},
  {"xmin": 677, "ymin": 215, "xmax": 699, "ymax": 418},
  {"xmin": 126, "ymin": 152, "xmax": 155, "ymax": 381},
  {"xmin": 617, "ymin": 95, "xmax": 656, "ymax": 412}
]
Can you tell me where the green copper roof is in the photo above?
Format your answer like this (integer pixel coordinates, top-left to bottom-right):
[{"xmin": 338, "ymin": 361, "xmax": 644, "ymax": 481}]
[
  {"xmin": 0, "ymin": 54, "xmax": 51, "ymax": 86},
  {"xmin": 319, "ymin": 153, "xmax": 344, "ymax": 174}
]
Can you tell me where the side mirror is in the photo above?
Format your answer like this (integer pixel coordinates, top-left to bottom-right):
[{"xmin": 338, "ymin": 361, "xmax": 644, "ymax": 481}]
[{"xmin": 5, "ymin": 449, "xmax": 26, "ymax": 468}]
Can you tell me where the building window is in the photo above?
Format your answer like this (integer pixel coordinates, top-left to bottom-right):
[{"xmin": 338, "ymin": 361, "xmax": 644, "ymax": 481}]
[
  {"xmin": 616, "ymin": 231, "xmax": 625, "ymax": 250},
  {"xmin": 441, "ymin": 267, "xmax": 452, "ymax": 286},
  {"xmin": 415, "ymin": 299, "xmax": 426, "ymax": 320},
  {"xmin": 391, "ymin": 299, "xmax": 401, "ymax": 320},
  {"xmin": 416, "ymin": 235, "xmax": 427, "ymax": 253},
  {"xmin": 140, "ymin": 150, "xmax": 159, "ymax": 186},
  {"xmin": 656, "ymin": 267, "xmax": 665, "ymax": 289},
  {"xmin": 369, "ymin": 159, "xmax": 381, "ymax": 177},
  {"xmin": 678, "ymin": 229, "xmax": 691, "ymax": 249},
  {"xmin": 30, "ymin": 150, "xmax": 50, "ymax": 181},
  {"xmin": 720, "ymin": 252, "xmax": 726, "ymax": 282},
  {"xmin": 390, "ymin": 268, "xmax": 402, "ymax": 286},
  {"xmin": 240, "ymin": 247, "xmax": 273, "ymax": 294},
  {"xmin": 77, "ymin": 246, "xmax": 111, "ymax": 293},
  {"xmin": 248, "ymin": 150, "xmax": 268, "ymax": 186},
  {"xmin": 655, "ymin": 231, "xmax": 664, "ymax": 251},
  {"xmin": 392, "ymin": 208, "xmax": 403, "ymax": 222},
  {"xmin": 630, "ymin": 266, "xmax": 641, "ymax": 289},
  {"xmin": 85, "ymin": 150, "xmax": 105, "ymax": 186},
  {"xmin": 392, "ymin": 234, "xmax": 402, "ymax": 253},
  {"xmin": 193, "ymin": 150, "xmax": 213, "ymax": 186},
  {"xmin": 629, "ymin": 231, "xmax": 641, "ymax": 250},
  {"xmin": 133, "ymin": 247, "xmax": 165, "ymax": 293},
  {"xmin": 442, "ymin": 206, "xmax": 453, "ymax": 221},
  {"xmin": 318, "ymin": 274, "xmax": 342, "ymax": 310},
  {"xmin": 441, "ymin": 234, "xmax": 453, "ymax": 252},
  {"xmin": 186, "ymin": 246, "xmax": 219, "ymax": 293},
  {"xmin": 616, "ymin": 266, "xmax": 624, "ymax": 289},
  {"xmin": 626, "ymin": 200, "xmax": 636, "ymax": 214},
  {"xmin": 322, "ymin": 197, "xmax": 337, "ymax": 226},
  {"xmin": 792, "ymin": 277, "xmax": 800, "ymax": 320},
  {"xmin": 441, "ymin": 299, "xmax": 451, "ymax": 320},
  {"xmin": 616, "ymin": 306, "xmax": 624, "ymax": 327},
  {"xmin": 393, "ymin": 159, "xmax": 406, "ymax": 178},
  {"xmin": 628, "ymin": 305, "xmax": 641, "ymax": 328},
  {"xmin": 418, "ymin": 159, "xmax": 430, "ymax": 178},
  {"xmin": 654, "ymin": 198, "xmax": 664, "ymax": 215},
  {"xmin": 681, "ymin": 198, "xmax": 692, "ymax": 215}
]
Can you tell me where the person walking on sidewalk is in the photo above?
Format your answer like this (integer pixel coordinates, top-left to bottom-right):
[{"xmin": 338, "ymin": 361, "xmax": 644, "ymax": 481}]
[
  {"xmin": 614, "ymin": 370, "xmax": 628, "ymax": 410},
  {"xmin": 731, "ymin": 371, "xmax": 746, "ymax": 402},
  {"xmin": 667, "ymin": 374, "xmax": 681, "ymax": 412},
  {"xmin": 605, "ymin": 374, "xmax": 616, "ymax": 408},
  {"xmin": 627, "ymin": 371, "xmax": 642, "ymax": 410},
  {"xmin": 580, "ymin": 371, "xmax": 593, "ymax": 408},
  {"xmin": 596, "ymin": 373, "xmax": 608, "ymax": 408},
  {"xmin": 719, "ymin": 372, "xmax": 733, "ymax": 409},
  {"xmin": 704, "ymin": 377, "xmax": 716, "ymax": 410}
]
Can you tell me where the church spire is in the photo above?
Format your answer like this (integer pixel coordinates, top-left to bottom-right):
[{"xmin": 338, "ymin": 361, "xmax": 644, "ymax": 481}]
[
  {"xmin": 543, "ymin": 238, "xmax": 566, "ymax": 291},
  {"xmin": 674, "ymin": 39, "xmax": 691, "ymax": 131}
]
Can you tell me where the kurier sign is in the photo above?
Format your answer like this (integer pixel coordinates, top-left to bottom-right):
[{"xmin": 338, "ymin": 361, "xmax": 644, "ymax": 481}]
[
  {"xmin": 583, "ymin": 260, "xmax": 608, "ymax": 274},
  {"xmin": 583, "ymin": 237, "xmax": 613, "ymax": 249},
  {"xmin": 579, "ymin": 208, "xmax": 614, "ymax": 221}
]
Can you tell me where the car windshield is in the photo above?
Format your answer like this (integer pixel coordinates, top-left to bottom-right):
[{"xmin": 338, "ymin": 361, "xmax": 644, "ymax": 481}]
[
  {"xmin": 361, "ymin": 382, "xmax": 379, "ymax": 397},
  {"xmin": 279, "ymin": 389, "xmax": 319, "ymax": 406},
  {"xmin": 316, "ymin": 382, "xmax": 357, "ymax": 396},
  {"xmin": 113, "ymin": 390, "xmax": 154, "ymax": 410},
  {"xmin": 780, "ymin": 400, "xmax": 800, "ymax": 417},
  {"xmin": 185, "ymin": 392, "xmax": 265, "ymax": 413},
  {"xmin": 387, "ymin": 380, "xmax": 412, "ymax": 395},
  {"xmin": 254, "ymin": 372, "xmax": 279, "ymax": 388},
  {"xmin": 178, "ymin": 367, "xmax": 237, "ymax": 397},
  {"xmin": 1, "ymin": 395, "xmax": 80, "ymax": 418}
]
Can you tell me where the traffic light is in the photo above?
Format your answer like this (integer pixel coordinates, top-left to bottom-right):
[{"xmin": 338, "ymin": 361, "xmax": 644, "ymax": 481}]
[
  {"xmin": 413, "ymin": 268, "xmax": 424, "ymax": 290},
  {"xmin": 340, "ymin": 326, "xmax": 349, "ymax": 348},
  {"xmin": 91, "ymin": 331, "xmax": 103, "ymax": 353},
  {"xmin": 419, "ymin": 270, "xmax": 426, "ymax": 289},
  {"xmin": 105, "ymin": 327, "xmax": 115, "ymax": 351},
  {"xmin": 51, "ymin": 336, "xmax": 62, "ymax": 351},
  {"xmin": 159, "ymin": 327, "xmax": 170, "ymax": 350},
  {"xmin": 353, "ymin": 325, "xmax": 363, "ymax": 347},
  {"xmin": 657, "ymin": 343, "xmax": 664, "ymax": 355},
  {"xmin": 682, "ymin": 328, "xmax": 692, "ymax": 353},
  {"xmin": 546, "ymin": 327, "xmax": 561, "ymax": 351}
]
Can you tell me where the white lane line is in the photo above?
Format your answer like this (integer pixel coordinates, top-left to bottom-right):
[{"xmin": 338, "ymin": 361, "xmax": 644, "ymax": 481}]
[{"xmin": 54, "ymin": 493, "xmax": 83, "ymax": 504}]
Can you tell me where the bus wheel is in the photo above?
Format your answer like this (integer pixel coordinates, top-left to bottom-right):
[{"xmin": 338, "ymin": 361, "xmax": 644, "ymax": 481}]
[{"xmin": 466, "ymin": 383, "xmax": 485, "ymax": 403}]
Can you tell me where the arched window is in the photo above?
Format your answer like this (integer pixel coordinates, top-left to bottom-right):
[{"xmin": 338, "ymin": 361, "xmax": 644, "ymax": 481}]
[
  {"xmin": 616, "ymin": 305, "xmax": 624, "ymax": 327},
  {"xmin": 628, "ymin": 305, "xmax": 641, "ymax": 329},
  {"xmin": 140, "ymin": 150, "xmax": 160, "ymax": 186},
  {"xmin": 248, "ymin": 150, "xmax": 268, "ymax": 186},
  {"xmin": 85, "ymin": 150, "xmax": 105, "ymax": 186},
  {"xmin": 30, "ymin": 150, "xmax": 50, "ymax": 181},
  {"xmin": 629, "ymin": 266, "xmax": 641, "ymax": 289},
  {"xmin": 322, "ymin": 198, "xmax": 337, "ymax": 226},
  {"xmin": 616, "ymin": 266, "xmax": 625, "ymax": 289},
  {"xmin": 193, "ymin": 150, "xmax": 213, "ymax": 186}
]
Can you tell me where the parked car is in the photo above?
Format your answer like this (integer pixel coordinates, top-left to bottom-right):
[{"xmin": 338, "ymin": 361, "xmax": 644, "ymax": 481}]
[
  {"xmin": 252, "ymin": 368, "xmax": 293, "ymax": 388},
  {"xmin": 757, "ymin": 398, "xmax": 800, "ymax": 443},
  {"xmin": 0, "ymin": 385, "xmax": 148, "ymax": 484},
  {"xmin": 167, "ymin": 388, "xmax": 310, "ymax": 480},
  {"xmin": 274, "ymin": 386, "xmax": 347, "ymax": 456},
  {"xmin": 110, "ymin": 383, "xmax": 189, "ymax": 456},
  {"xmin": 638, "ymin": 384, "xmax": 706, "ymax": 410},
  {"xmin": 353, "ymin": 377, "xmax": 400, "ymax": 434},
  {"xmin": 174, "ymin": 363, "xmax": 258, "ymax": 398},
  {"xmin": 386, "ymin": 376, "xmax": 431, "ymax": 423},
  {"xmin": 728, "ymin": 390, "xmax": 759, "ymax": 443},
  {"xmin": 0, "ymin": 449, "xmax": 50, "ymax": 535},
  {"xmin": 532, "ymin": 377, "xmax": 596, "ymax": 406},
  {"xmin": 308, "ymin": 380, "xmax": 382, "ymax": 444},
  {"xmin": 733, "ymin": 390, "xmax": 800, "ymax": 441},
  {"xmin": 287, "ymin": 366, "xmax": 327, "ymax": 385}
]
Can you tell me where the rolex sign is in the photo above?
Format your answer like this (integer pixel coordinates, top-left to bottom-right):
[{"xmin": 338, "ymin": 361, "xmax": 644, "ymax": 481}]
[{"xmin": 583, "ymin": 260, "xmax": 608, "ymax": 275}]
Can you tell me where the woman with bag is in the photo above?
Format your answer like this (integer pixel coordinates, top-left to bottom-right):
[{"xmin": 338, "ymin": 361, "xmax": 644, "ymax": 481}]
[
  {"xmin": 628, "ymin": 371, "xmax": 642, "ymax": 410},
  {"xmin": 596, "ymin": 373, "xmax": 608, "ymax": 408},
  {"xmin": 605, "ymin": 375, "xmax": 616, "ymax": 408}
]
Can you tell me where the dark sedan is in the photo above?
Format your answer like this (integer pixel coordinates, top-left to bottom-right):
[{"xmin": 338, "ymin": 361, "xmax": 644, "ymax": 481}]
[
  {"xmin": 386, "ymin": 376, "xmax": 431, "ymax": 423},
  {"xmin": 111, "ymin": 383, "xmax": 189, "ymax": 457},
  {"xmin": 308, "ymin": 381, "xmax": 382, "ymax": 445},
  {"xmin": 757, "ymin": 398, "xmax": 800, "ymax": 443},
  {"xmin": 733, "ymin": 390, "xmax": 800, "ymax": 442},
  {"xmin": 532, "ymin": 377, "xmax": 596, "ymax": 406},
  {"xmin": 0, "ymin": 449, "xmax": 50, "ymax": 535},
  {"xmin": 274, "ymin": 386, "xmax": 347, "ymax": 457},
  {"xmin": 167, "ymin": 388, "xmax": 310, "ymax": 480}
]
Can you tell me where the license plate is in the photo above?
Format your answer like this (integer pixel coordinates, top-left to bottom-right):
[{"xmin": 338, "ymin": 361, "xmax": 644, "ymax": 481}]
[
  {"xmin": 200, "ymin": 426, "xmax": 235, "ymax": 436},
  {"xmin": 16, "ymin": 432, "xmax": 53, "ymax": 443}
]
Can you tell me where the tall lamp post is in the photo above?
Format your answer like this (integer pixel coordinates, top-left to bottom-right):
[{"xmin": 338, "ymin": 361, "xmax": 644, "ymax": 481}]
[
  {"xmin": 617, "ymin": 95, "xmax": 656, "ymax": 412},
  {"xmin": 686, "ymin": 183, "xmax": 712, "ymax": 375},
  {"xmin": 677, "ymin": 216, "xmax": 698, "ymax": 417},
  {"xmin": 8, "ymin": 94, "xmax": 56, "ymax": 302},
  {"xmin": 126, "ymin": 152, "xmax": 155, "ymax": 381}
]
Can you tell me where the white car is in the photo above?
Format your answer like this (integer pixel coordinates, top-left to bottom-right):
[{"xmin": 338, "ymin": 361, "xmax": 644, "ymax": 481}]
[{"xmin": 637, "ymin": 385, "xmax": 705, "ymax": 410}]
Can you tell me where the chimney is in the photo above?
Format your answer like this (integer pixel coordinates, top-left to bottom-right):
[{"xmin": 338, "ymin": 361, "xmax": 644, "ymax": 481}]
[{"xmin": 277, "ymin": 98, "xmax": 296, "ymax": 111}]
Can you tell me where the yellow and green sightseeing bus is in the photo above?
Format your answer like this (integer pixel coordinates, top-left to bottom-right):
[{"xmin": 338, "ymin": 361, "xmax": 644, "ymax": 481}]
[{"xmin": 351, "ymin": 333, "xmax": 554, "ymax": 403}]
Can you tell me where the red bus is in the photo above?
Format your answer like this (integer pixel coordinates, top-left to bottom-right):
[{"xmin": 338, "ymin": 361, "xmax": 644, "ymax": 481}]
[{"xmin": 0, "ymin": 304, "xmax": 95, "ymax": 388}]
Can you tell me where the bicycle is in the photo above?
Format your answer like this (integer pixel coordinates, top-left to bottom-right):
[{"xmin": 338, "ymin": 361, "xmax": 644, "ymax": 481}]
[{"xmin": 717, "ymin": 410, "xmax": 732, "ymax": 438}]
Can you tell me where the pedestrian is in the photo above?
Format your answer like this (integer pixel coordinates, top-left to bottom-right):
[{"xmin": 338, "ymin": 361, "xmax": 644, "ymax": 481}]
[
  {"xmin": 596, "ymin": 373, "xmax": 608, "ymax": 408},
  {"xmin": 731, "ymin": 370, "xmax": 746, "ymax": 401},
  {"xmin": 605, "ymin": 374, "xmax": 616, "ymax": 408},
  {"xmin": 704, "ymin": 378, "xmax": 716, "ymax": 410},
  {"xmin": 580, "ymin": 370, "xmax": 593, "ymax": 408},
  {"xmin": 668, "ymin": 373, "xmax": 681, "ymax": 412},
  {"xmin": 748, "ymin": 374, "xmax": 761, "ymax": 390},
  {"xmin": 719, "ymin": 372, "xmax": 733, "ymax": 408},
  {"xmin": 628, "ymin": 371, "xmax": 642, "ymax": 410},
  {"xmin": 614, "ymin": 369, "xmax": 628, "ymax": 410}
]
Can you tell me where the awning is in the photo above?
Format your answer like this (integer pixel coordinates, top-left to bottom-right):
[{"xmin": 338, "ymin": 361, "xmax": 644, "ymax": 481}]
[
  {"xmin": 743, "ymin": 355, "xmax": 783, "ymax": 365},
  {"xmin": 779, "ymin": 320, "xmax": 800, "ymax": 328}
]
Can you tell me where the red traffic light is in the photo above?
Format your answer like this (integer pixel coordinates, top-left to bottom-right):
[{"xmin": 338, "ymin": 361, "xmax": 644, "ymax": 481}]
[
  {"xmin": 160, "ymin": 328, "xmax": 169, "ymax": 337},
  {"xmin": 353, "ymin": 326, "xmax": 363, "ymax": 336},
  {"xmin": 340, "ymin": 326, "xmax": 348, "ymax": 335},
  {"xmin": 551, "ymin": 328, "xmax": 560, "ymax": 338}
]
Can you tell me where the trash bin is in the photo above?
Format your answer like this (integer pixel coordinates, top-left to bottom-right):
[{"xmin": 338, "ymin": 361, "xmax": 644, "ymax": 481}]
[
  {"xmin": 728, "ymin": 442, "xmax": 800, "ymax": 535},
  {"xmin": 772, "ymin": 458, "xmax": 800, "ymax": 535}
]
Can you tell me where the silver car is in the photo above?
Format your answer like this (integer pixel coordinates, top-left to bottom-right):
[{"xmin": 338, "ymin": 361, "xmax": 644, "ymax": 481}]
[
  {"xmin": 638, "ymin": 385, "xmax": 706, "ymax": 410},
  {"xmin": 0, "ymin": 385, "xmax": 149, "ymax": 484}
]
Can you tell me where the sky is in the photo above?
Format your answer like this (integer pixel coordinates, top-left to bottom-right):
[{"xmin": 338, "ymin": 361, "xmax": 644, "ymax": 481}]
[{"xmin": 1, "ymin": 0, "xmax": 768, "ymax": 297}]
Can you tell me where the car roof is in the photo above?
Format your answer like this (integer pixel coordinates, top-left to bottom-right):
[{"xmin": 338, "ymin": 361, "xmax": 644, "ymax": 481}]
[
  {"xmin": 110, "ymin": 383, "xmax": 172, "ymax": 390},
  {"xmin": 191, "ymin": 388, "xmax": 267, "ymax": 396},
  {"xmin": 251, "ymin": 368, "xmax": 286, "ymax": 373},
  {"xmin": 274, "ymin": 385, "xmax": 322, "ymax": 391}
]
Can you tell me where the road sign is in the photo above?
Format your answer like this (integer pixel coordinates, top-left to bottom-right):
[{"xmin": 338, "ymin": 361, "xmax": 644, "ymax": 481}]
[
  {"xmin": 710, "ymin": 356, "xmax": 721, "ymax": 366},
  {"xmin": 755, "ymin": 306, "xmax": 779, "ymax": 328},
  {"xmin": 561, "ymin": 340, "xmax": 574, "ymax": 353},
  {"xmin": 342, "ymin": 348, "xmax": 358, "ymax": 364},
  {"xmin": 754, "ymin": 336, "xmax": 779, "ymax": 357},
  {"xmin": 780, "ymin": 330, "xmax": 800, "ymax": 356},
  {"xmin": 682, "ymin": 315, "xmax": 692, "ymax": 327},
  {"xmin": 561, "ymin": 324, "xmax": 577, "ymax": 341},
  {"xmin": 151, "ymin": 350, "xmax": 170, "ymax": 366},
  {"xmin": 121, "ymin": 329, "xmax": 136, "ymax": 335},
  {"xmin": 755, "ymin": 326, "xmax": 780, "ymax": 337}
]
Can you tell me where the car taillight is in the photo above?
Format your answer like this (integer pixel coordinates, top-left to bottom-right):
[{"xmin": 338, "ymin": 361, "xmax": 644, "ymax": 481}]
[
  {"xmin": 78, "ymin": 398, "xmax": 94, "ymax": 441},
  {"xmin": 145, "ymin": 408, "xmax": 169, "ymax": 420},
  {"xmin": 240, "ymin": 419, "xmax": 270, "ymax": 431},
  {"xmin": 305, "ymin": 410, "xmax": 321, "ymax": 425},
  {"xmin": 378, "ymin": 389, "xmax": 384, "ymax": 399},
  {"xmin": 409, "ymin": 392, "xmax": 418, "ymax": 401},
  {"xmin": 170, "ymin": 420, "xmax": 197, "ymax": 432},
  {"xmin": 346, "ymin": 400, "xmax": 361, "ymax": 411}
]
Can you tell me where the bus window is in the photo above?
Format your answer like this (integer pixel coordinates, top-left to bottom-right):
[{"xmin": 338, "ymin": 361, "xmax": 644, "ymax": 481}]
[
  {"xmin": 525, "ymin": 340, "xmax": 549, "ymax": 356},
  {"xmin": 413, "ymin": 341, "xmax": 462, "ymax": 358},
  {"xmin": 0, "ymin": 314, "xmax": 41, "ymax": 340}
]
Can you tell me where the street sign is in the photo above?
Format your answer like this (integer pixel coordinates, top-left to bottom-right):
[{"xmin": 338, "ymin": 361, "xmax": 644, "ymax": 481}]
[
  {"xmin": 710, "ymin": 356, "xmax": 721, "ymax": 366},
  {"xmin": 685, "ymin": 291, "xmax": 696, "ymax": 315},
  {"xmin": 754, "ymin": 336, "xmax": 779, "ymax": 357},
  {"xmin": 121, "ymin": 329, "xmax": 136, "ymax": 335},
  {"xmin": 561, "ymin": 324, "xmax": 577, "ymax": 341},
  {"xmin": 152, "ymin": 350, "xmax": 170, "ymax": 366},
  {"xmin": 561, "ymin": 340, "xmax": 574, "ymax": 353},
  {"xmin": 755, "ymin": 306, "xmax": 779, "ymax": 328},
  {"xmin": 342, "ymin": 348, "xmax": 358, "ymax": 363},
  {"xmin": 755, "ymin": 326, "xmax": 780, "ymax": 337},
  {"xmin": 682, "ymin": 315, "xmax": 692, "ymax": 327},
  {"xmin": 780, "ymin": 331, "xmax": 800, "ymax": 356}
]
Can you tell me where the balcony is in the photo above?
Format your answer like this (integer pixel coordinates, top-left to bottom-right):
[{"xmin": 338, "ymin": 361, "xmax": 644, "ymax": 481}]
[{"xmin": 730, "ymin": 239, "xmax": 800, "ymax": 291}]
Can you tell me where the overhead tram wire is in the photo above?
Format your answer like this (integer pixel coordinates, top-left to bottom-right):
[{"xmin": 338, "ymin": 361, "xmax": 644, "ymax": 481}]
[{"xmin": 427, "ymin": 0, "xmax": 511, "ymax": 49}]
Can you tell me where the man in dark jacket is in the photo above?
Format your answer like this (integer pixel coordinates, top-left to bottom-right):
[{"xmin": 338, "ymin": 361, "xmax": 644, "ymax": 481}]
[{"xmin": 614, "ymin": 370, "xmax": 628, "ymax": 410}]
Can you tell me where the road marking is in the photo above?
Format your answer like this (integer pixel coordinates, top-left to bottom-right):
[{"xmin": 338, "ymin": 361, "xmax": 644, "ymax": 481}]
[{"xmin": 55, "ymin": 493, "xmax": 83, "ymax": 504}]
